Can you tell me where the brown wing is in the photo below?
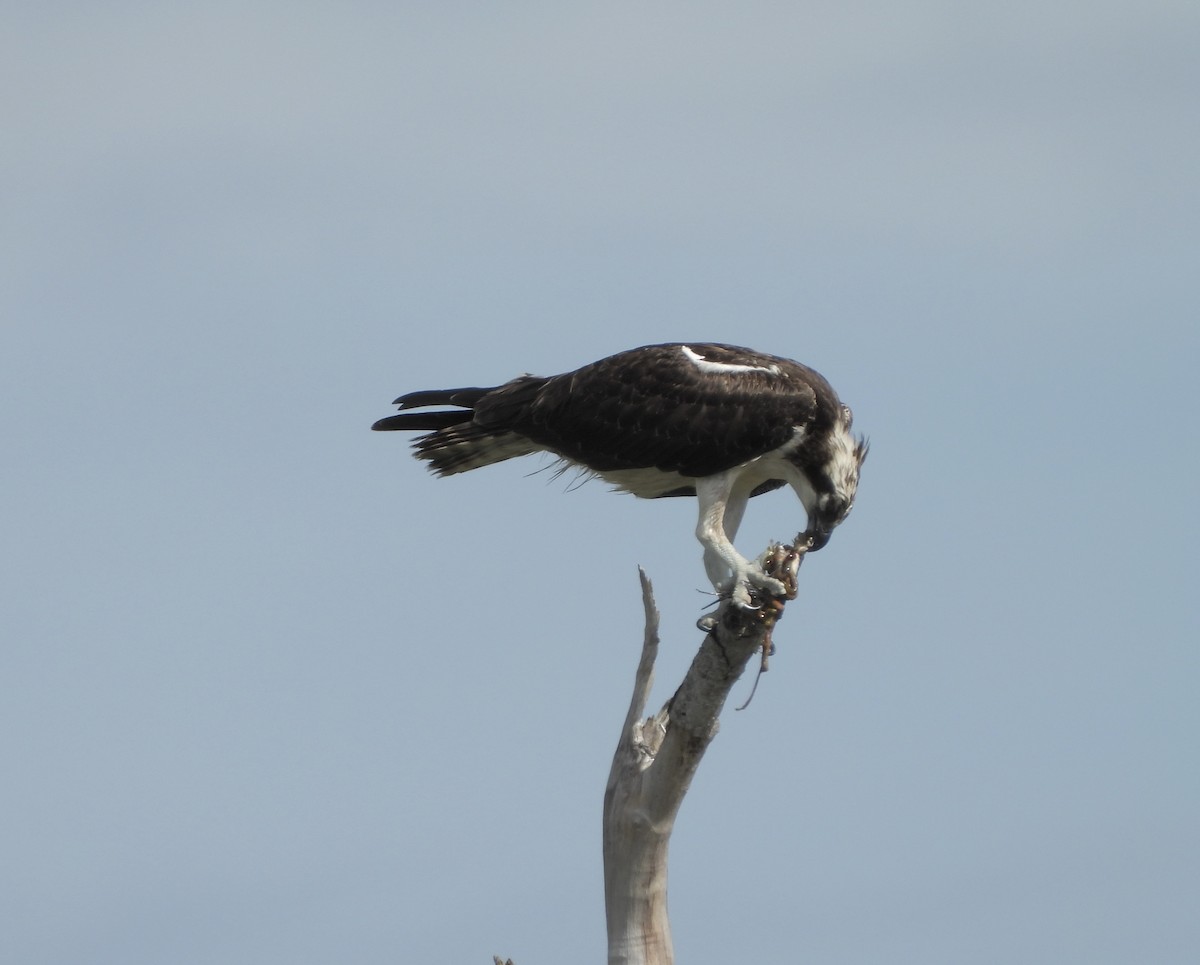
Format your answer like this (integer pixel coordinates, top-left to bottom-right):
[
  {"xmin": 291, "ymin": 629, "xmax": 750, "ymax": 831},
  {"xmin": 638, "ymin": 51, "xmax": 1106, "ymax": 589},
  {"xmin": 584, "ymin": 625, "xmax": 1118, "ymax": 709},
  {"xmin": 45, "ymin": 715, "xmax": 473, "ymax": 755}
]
[{"xmin": 482, "ymin": 343, "xmax": 839, "ymax": 477}]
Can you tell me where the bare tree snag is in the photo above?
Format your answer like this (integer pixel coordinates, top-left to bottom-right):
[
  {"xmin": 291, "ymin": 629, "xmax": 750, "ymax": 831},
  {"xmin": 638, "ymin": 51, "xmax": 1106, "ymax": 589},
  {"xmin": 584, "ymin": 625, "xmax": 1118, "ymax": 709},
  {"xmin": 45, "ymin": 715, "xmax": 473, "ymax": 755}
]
[{"xmin": 602, "ymin": 537, "xmax": 808, "ymax": 965}]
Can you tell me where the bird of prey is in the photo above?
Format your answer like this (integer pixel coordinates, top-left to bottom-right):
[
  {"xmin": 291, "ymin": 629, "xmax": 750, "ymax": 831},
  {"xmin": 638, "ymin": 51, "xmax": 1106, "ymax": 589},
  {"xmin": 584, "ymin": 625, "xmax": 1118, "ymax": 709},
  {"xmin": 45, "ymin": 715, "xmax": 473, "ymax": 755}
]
[{"xmin": 372, "ymin": 342, "xmax": 866, "ymax": 608}]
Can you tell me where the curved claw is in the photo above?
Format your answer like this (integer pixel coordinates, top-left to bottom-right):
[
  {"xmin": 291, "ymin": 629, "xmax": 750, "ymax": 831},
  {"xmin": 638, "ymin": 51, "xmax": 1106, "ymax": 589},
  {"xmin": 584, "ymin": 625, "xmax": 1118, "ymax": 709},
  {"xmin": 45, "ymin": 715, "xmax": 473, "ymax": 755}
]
[
  {"xmin": 724, "ymin": 578, "xmax": 785, "ymax": 612},
  {"xmin": 709, "ymin": 536, "xmax": 808, "ymax": 619}
]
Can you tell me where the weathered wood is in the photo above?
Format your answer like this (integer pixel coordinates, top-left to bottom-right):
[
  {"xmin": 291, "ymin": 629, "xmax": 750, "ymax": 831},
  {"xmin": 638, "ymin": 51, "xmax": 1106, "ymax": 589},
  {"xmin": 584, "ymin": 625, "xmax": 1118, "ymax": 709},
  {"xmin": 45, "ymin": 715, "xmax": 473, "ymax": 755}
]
[{"xmin": 603, "ymin": 540, "xmax": 806, "ymax": 965}]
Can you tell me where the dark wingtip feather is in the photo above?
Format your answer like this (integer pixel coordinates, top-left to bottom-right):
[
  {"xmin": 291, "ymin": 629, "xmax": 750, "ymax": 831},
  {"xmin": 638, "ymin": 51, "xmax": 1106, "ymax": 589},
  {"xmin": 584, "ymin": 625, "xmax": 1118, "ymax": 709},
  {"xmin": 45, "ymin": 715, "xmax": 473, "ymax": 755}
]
[{"xmin": 372, "ymin": 411, "xmax": 473, "ymax": 432}]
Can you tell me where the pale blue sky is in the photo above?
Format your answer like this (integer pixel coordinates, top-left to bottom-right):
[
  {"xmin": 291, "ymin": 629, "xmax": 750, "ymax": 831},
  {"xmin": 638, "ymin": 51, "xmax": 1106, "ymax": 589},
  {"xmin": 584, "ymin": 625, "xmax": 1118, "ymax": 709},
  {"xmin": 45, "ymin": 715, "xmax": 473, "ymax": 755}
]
[{"xmin": 3, "ymin": 3, "xmax": 1198, "ymax": 963}]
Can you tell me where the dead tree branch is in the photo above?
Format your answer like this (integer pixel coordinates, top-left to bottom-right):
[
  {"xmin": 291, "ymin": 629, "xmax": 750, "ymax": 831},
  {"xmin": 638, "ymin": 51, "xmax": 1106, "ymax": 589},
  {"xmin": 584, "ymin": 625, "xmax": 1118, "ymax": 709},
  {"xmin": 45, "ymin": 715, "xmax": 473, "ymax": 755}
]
[{"xmin": 602, "ymin": 537, "xmax": 808, "ymax": 965}]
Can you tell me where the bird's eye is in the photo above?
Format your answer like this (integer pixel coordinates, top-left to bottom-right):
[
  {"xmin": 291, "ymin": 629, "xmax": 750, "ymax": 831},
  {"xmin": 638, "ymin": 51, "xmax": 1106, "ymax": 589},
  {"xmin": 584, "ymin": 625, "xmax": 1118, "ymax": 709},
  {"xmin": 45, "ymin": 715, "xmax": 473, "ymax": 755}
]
[{"xmin": 820, "ymin": 494, "xmax": 849, "ymax": 520}]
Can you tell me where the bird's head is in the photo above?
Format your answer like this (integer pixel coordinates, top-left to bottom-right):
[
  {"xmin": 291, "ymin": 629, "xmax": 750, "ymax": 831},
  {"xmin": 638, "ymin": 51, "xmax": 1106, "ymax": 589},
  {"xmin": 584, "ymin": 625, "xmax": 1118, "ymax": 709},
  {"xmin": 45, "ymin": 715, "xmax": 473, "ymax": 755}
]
[{"xmin": 806, "ymin": 406, "xmax": 868, "ymax": 551}]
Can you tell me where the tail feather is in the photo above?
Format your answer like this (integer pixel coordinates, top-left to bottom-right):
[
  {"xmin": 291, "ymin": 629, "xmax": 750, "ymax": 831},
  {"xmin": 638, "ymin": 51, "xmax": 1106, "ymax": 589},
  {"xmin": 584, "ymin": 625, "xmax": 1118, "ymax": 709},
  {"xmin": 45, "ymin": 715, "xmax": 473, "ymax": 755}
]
[
  {"xmin": 393, "ymin": 386, "xmax": 496, "ymax": 409},
  {"xmin": 412, "ymin": 424, "xmax": 539, "ymax": 475},
  {"xmin": 373, "ymin": 381, "xmax": 543, "ymax": 475}
]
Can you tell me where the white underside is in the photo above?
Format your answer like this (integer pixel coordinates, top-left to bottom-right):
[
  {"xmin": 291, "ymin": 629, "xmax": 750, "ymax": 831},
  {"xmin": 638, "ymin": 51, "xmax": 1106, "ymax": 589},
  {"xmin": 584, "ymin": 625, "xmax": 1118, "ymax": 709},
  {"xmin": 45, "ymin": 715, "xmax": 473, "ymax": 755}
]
[{"xmin": 591, "ymin": 428, "xmax": 808, "ymax": 498}]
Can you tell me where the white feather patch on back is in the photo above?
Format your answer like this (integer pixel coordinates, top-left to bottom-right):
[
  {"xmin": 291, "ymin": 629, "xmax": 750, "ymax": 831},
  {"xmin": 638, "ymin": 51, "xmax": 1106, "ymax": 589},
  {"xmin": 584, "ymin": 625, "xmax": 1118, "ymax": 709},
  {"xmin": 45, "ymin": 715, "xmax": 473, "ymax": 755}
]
[{"xmin": 681, "ymin": 344, "xmax": 781, "ymax": 376}]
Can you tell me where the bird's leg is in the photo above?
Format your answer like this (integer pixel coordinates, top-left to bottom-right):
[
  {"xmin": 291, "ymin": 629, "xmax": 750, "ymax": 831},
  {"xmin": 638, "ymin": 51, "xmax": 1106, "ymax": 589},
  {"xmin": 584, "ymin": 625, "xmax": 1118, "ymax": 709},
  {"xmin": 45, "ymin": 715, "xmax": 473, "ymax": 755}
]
[{"xmin": 694, "ymin": 474, "xmax": 786, "ymax": 608}]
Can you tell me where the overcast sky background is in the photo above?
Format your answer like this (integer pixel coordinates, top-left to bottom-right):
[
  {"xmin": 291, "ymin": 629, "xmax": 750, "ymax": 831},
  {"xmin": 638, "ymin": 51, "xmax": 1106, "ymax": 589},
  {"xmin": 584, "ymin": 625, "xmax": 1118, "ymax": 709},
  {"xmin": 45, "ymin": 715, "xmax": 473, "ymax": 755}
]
[{"xmin": 3, "ymin": 3, "xmax": 1198, "ymax": 963}]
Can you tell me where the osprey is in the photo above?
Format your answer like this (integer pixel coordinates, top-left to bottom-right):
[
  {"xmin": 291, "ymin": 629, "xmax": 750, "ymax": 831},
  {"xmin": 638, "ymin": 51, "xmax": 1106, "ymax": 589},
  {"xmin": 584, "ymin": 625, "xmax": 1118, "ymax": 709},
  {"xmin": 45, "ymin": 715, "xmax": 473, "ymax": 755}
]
[{"xmin": 373, "ymin": 343, "xmax": 866, "ymax": 608}]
